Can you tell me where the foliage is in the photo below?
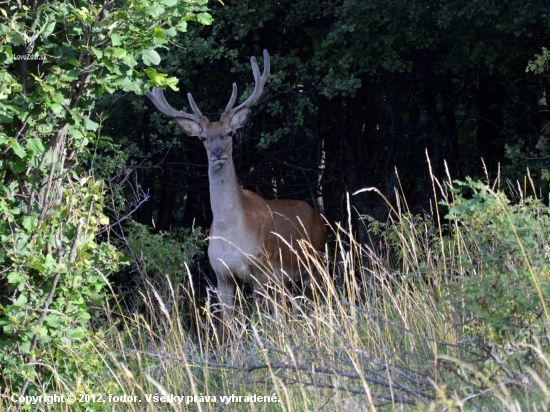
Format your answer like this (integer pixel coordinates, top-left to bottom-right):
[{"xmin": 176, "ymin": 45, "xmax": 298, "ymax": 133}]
[
  {"xmin": 123, "ymin": 222, "xmax": 205, "ymax": 298},
  {"xmin": 526, "ymin": 47, "xmax": 550, "ymax": 75},
  {"xmin": 116, "ymin": 222, "xmax": 206, "ymax": 334},
  {"xmin": 444, "ymin": 179, "xmax": 550, "ymax": 339},
  {"xmin": 504, "ymin": 47, "xmax": 550, "ymax": 188},
  {"xmin": 1, "ymin": 0, "xmax": 548, "ymax": 406},
  {"xmin": 0, "ymin": 0, "xmax": 211, "ymax": 395},
  {"xmin": 504, "ymin": 136, "xmax": 550, "ymax": 188},
  {"xmin": 0, "ymin": 177, "xmax": 122, "ymax": 394},
  {"xmin": 126, "ymin": 222, "xmax": 204, "ymax": 277}
]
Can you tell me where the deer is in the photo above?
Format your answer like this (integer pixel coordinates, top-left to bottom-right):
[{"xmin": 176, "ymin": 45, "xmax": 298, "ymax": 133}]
[{"xmin": 145, "ymin": 50, "xmax": 327, "ymax": 320}]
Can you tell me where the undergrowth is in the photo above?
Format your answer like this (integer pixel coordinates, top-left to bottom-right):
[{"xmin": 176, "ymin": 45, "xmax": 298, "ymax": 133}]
[{"xmin": 2, "ymin": 165, "xmax": 550, "ymax": 411}]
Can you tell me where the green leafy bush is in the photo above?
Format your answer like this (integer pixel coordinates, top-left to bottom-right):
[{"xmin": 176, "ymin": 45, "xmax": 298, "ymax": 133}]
[
  {"xmin": 0, "ymin": 0, "xmax": 211, "ymax": 396},
  {"xmin": 125, "ymin": 221, "xmax": 205, "ymax": 283},
  {"xmin": 0, "ymin": 177, "xmax": 123, "ymax": 392},
  {"xmin": 444, "ymin": 179, "xmax": 550, "ymax": 339},
  {"xmin": 121, "ymin": 222, "xmax": 205, "ymax": 325}
]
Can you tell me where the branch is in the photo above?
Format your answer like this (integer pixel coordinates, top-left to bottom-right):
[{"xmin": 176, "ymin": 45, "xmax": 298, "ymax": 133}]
[
  {"xmin": 129, "ymin": 349, "xmax": 433, "ymax": 405},
  {"xmin": 96, "ymin": 187, "xmax": 150, "ymax": 235}
]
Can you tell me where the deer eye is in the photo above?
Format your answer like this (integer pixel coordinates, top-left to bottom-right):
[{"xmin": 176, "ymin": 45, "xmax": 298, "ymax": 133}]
[
  {"xmin": 199, "ymin": 135, "xmax": 206, "ymax": 142},
  {"xmin": 227, "ymin": 130, "xmax": 235, "ymax": 137}
]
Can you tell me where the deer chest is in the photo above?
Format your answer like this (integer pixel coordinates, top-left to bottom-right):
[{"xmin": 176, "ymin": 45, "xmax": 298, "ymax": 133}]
[{"xmin": 207, "ymin": 228, "xmax": 262, "ymax": 280}]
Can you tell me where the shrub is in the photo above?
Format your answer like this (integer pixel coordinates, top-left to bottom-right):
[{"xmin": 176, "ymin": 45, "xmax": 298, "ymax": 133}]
[{"xmin": 443, "ymin": 179, "xmax": 550, "ymax": 340}]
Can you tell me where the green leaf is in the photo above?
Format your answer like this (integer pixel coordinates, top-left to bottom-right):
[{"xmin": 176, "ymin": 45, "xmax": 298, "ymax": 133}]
[
  {"xmin": 144, "ymin": 67, "xmax": 158, "ymax": 80},
  {"xmin": 26, "ymin": 138, "xmax": 45, "ymax": 155},
  {"xmin": 106, "ymin": 47, "xmax": 126, "ymax": 59},
  {"xmin": 68, "ymin": 327, "xmax": 86, "ymax": 338},
  {"xmin": 20, "ymin": 340, "xmax": 31, "ymax": 352},
  {"xmin": 14, "ymin": 293, "xmax": 27, "ymax": 307},
  {"xmin": 91, "ymin": 47, "xmax": 103, "ymax": 59},
  {"xmin": 160, "ymin": 0, "xmax": 177, "ymax": 6},
  {"xmin": 78, "ymin": 312, "xmax": 91, "ymax": 322},
  {"xmin": 116, "ymin": 76, "xmax": 141, "ymax": 92},
  {"xmin": 163, "ymin": 27, "xmax": 177, "ymax": 37},
  {"xmin": 69, "ymin": 27, "xmax": 83, "ymax": 36},
  {"xmin": 46, "ymin": 73, "xmax": 58, "ymax": 85},
  {"xmin": 103, "ymin": 83, "xmax": 116, "ymax": 93},
  {"xmin": 50, "ymin": 103, "xmax": 65, "ymax": 116},
  {"xmin": 60, "ymin": 70, "xmax": 78, "ymax": 81},
  {"xmin": 145, "ymin": 6, "xmax": 165, "ymax": 19},
  {"xmin": 166, "ymin": 77, "xmax": 179, "ymax": 91},
  {"xmin": 7, "ymin": 271, "xmax": 22, "ymax": 284},
  {"xmin": 122, "ymin": 53, "xmax": 139, "ymax": 67},
  {"xmin": 59, "ymin": 207, "xmax": 69, "ymax": 219},
  {"xmin": 68, "ymin": 126, "xmax": 84, "ymax": 140},
  {"xmin": 42, "ymin": 20, "xmax": 57, "ymax": 37},
  {"xmin": 9, "ymin": 139, "xmax": 26, "ymax": 158},
  {"xmin": 45, "ymin": 315, "xmax": 61, "ymax": 328},
  {"xmin": 142, "ymin": 49, "xmax": 161, "ymax": 66},
  {"xmin": 0, "ymin": 45, "xmax": 13, "ymax": 64},
  {"xmin": 176, "ymin": 21, "xmax": 187, "ymax": 32},
  {"xmin": 51, "ymin": 92, "xmax": 64, "ymax": 103},
  {"xmin": 197, "ymin": 13, "xmax": 213, "ymax": 26},
  {"xmin": 6, "ymin": 32, "xmax": 25, "ymax": 46},
  {"xmin": 0, "ymin": 113, "xmax": 12, "ymax": 123},
  {"xmin": 110, "ymin": 34, "xmax": 125, "ymax": 46},
  {"xmin": 21, "ymin": 215, "xmax": 38, "ymax": 232},
  {"xmin": 83, "ymin": 118, "xmax": 99, "ymax": 131}
]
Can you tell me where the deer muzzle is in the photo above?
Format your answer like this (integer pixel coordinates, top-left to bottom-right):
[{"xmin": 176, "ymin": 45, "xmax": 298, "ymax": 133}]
[{"xmin": 211, "ymin": 147, "xmax": 228, "ymax": 167}]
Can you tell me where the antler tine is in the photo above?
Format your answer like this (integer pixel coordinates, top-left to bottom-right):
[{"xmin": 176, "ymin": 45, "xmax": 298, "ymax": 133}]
[
  {"xmin": 229, "ymin": 49, "xmax": 270, "ymax": 114},
  {"xmin": 224, "ymin": 83, "xmax": 238, "ymax": 113},
  {"xmin": 145, "ymin": 88, "xmax": 201, "ymax": 122},
  {"xmin": 187, "ymin": 93, "xmax": 204, "ymax": 118}
]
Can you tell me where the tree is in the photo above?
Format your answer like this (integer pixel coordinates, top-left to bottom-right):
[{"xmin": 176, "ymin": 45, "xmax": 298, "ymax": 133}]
[{"xmin": 0, "ymin": 0, "xmax": 211, "ymax": 394}]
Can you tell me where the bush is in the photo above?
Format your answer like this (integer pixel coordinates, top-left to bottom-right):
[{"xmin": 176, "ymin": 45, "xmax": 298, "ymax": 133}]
[
  {"xmin": 0, "ymin": 177, "xmax": 123, "ymax": 393},
  {"xmin": 444, "ymin": 179, "xmax": 550, "ymax": 340},
  {"xmin": 0, "ymin": 0, "xmax": 211, "ymax": 397},
  {"xmin": 125, "ymin": 222, "xmax": 205, "ymax": 282},
  {"xmin": 120, "ymin": 222, "xmax": 206, "ymax": 330}
]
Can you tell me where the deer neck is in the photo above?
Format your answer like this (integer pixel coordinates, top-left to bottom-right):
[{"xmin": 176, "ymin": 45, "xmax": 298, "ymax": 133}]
[{"xmin": 208, "ymin": 158, "xmax": 245, "ymax": 230}]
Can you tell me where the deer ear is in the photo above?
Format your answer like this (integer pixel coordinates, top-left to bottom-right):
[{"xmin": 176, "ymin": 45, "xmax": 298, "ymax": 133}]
[
  {"xmin": 229, "ymin": 107, "xmax": 250, "ymax": 130},
  {"xmin": 175, "ymin": 118, "xmax": 202, "ymax": 136}
]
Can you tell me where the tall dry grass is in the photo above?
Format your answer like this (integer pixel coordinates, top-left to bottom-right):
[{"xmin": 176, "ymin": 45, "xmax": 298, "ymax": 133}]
[{"xmin": 4, "ymin": 165, "xmax": 550, "ymax": 411}]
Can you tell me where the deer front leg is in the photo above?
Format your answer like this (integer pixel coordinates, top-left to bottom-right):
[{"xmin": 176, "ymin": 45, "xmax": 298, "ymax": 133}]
[{"xmin": 216, "ymin": 273, "xmax": 235, "ymax": 322}]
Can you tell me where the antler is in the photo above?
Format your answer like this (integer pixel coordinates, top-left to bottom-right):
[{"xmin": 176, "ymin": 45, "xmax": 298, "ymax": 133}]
[
  {"xmin": 145, "ymin": 88, "xmax": 203, "ymax": 123},
  {"xmin": 146, "ymin": 49, "xmax": 270, "ymax": 121},
  {"xmin": 224, "ymin": 49, "xmax": 270, "ymax": 115}
]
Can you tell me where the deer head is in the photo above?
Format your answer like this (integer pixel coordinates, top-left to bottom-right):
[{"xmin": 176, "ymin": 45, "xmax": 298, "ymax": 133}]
[{"xmin": 145, "ymin": 50, "xmax": 270, "ymax": 169}]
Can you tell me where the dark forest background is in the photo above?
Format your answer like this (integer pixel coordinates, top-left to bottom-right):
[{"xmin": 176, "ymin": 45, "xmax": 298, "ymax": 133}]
[{"xmin": 97, "ymin": 0, "xmax": 550, "ymax": 248}]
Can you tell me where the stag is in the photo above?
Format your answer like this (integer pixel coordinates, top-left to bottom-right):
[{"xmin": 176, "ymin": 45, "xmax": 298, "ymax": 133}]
[{"xmin": 145, "ymin": 50, "xmax": 327, "ymax": 319}]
